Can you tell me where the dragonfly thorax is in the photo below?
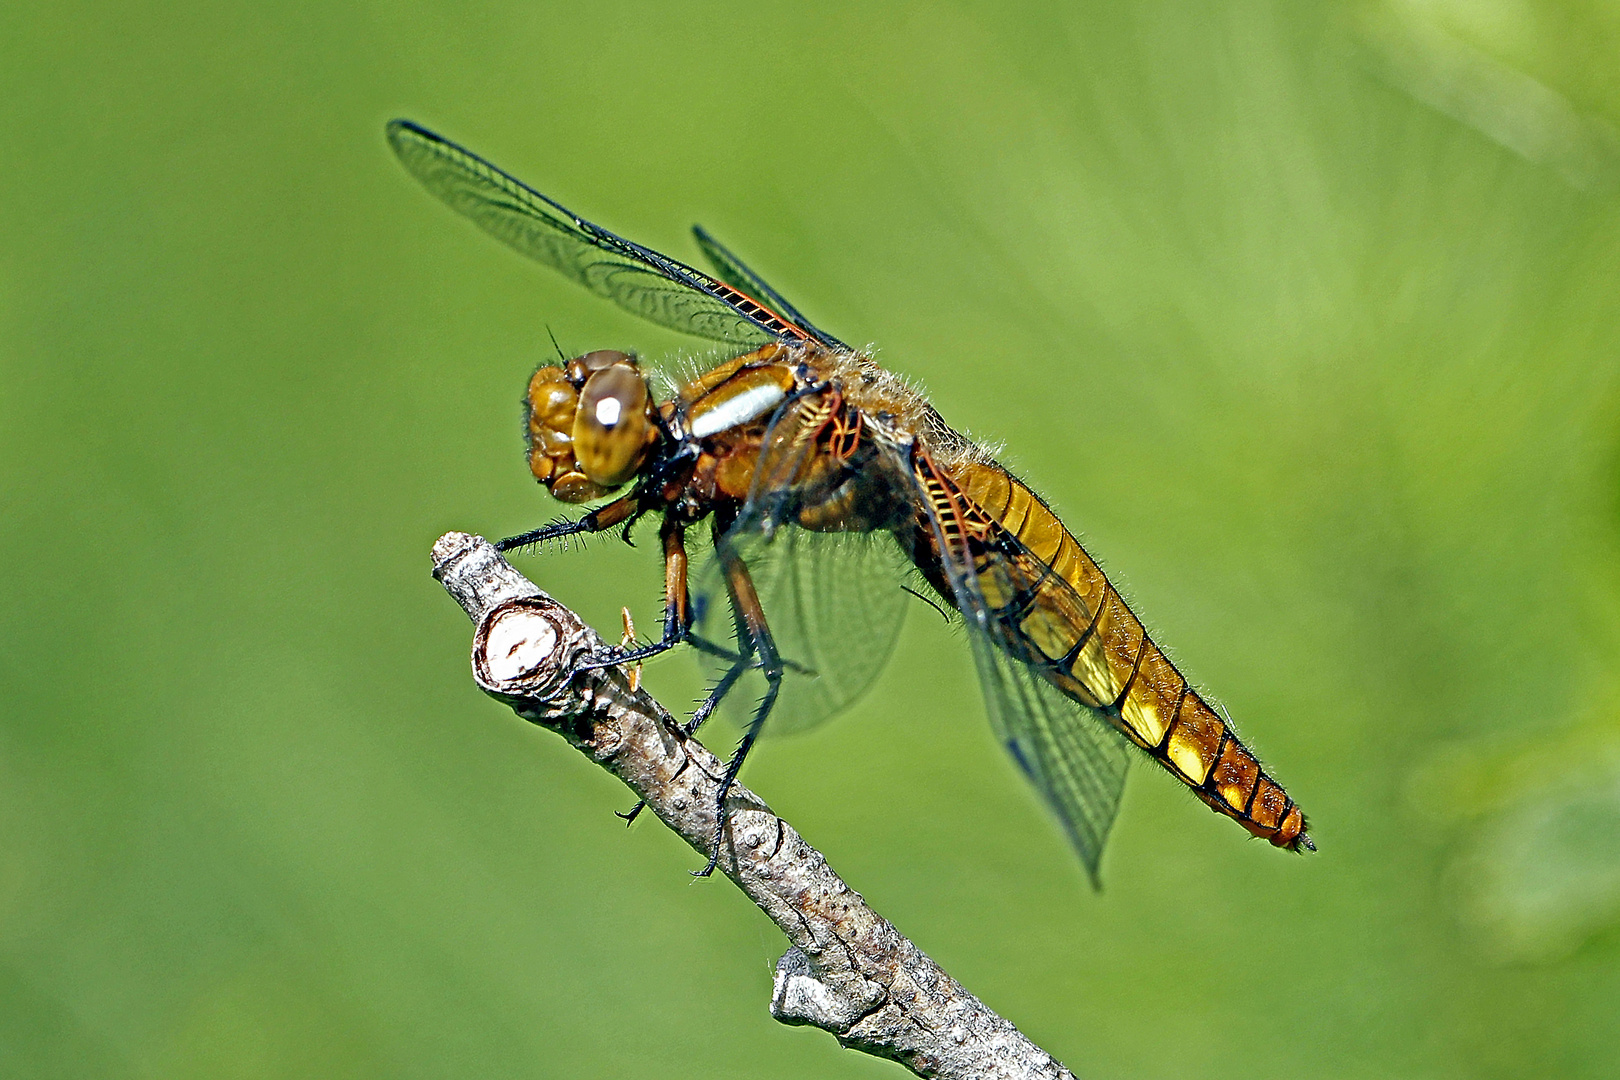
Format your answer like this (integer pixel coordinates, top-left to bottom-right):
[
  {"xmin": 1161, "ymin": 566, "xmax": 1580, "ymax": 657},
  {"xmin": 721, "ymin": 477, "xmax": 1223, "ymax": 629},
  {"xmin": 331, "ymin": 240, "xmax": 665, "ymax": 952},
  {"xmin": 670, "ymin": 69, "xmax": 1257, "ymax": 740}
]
[{"xmin": 524, "ymin": 350, "xmax": 661, "ymax": 503}]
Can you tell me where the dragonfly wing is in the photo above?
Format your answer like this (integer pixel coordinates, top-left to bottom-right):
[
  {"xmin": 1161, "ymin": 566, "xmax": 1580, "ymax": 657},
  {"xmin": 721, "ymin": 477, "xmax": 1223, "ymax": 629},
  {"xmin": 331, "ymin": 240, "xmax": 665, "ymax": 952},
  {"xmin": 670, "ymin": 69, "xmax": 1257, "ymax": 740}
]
[
  {"xmin": 961, "ymin": 605, "xmax": 1131, "ymax": 887},
  {"xmin": 692, "ymin": 225, "xmax": 850, "ymax": 350},
  {"xmin": 690, "ymin": 525, "xmax": 912, "ymax": 736},
  {"xmin": 912, "ymin": 464, "xmax": 1133, "ymax": 887},
  {"xmin": 387, "ymin": 120, "xmax": 804, "ymax": 346},
  {"xmin": 688, "ymin": 390, "xmax": 910, "ymax": 734}
]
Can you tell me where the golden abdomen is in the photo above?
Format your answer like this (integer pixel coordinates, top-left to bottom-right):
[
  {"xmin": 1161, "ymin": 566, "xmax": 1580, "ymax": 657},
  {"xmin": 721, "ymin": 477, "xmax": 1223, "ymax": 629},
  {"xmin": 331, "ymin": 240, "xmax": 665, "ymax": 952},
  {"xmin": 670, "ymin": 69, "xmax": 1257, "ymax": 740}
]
[{"xmin": 955, "ymin": 463, "xmax": 1309, "ymax": 851}]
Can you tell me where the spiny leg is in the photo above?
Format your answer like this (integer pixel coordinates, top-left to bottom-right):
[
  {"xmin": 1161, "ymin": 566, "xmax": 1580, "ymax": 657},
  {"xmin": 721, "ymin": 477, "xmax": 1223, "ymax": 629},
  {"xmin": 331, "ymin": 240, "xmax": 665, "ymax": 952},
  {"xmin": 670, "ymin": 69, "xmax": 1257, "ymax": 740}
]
[
  {"xmin": 683, "ymin": 646, "xmax": 752, "ymax": 738},
  {"xmin": 688, "ymin": 631, "xmax": 813, "ymax": 675},
  {"xmin": 495, "ymin": 490, "xmax": 639, "ymax": 552},
  {"xmin": 696, "ymin": 663, "xmax": 779, "ymax": 877},
  {"xmin": 695, "ymin": 541, "xmax": 783, "ymax": 878},
  {"xmin": 580, "ymin": 517, "xmax": 692, "ymax": 669},
  {"xmin": 613, "ymin": 517, "xmax": 697, "ymax": 826},
  {"xmin": 579, "ymin": 524, "xmax": 809, "ymax": 675},
  {"xmin": 618, "ymin": 605, "xmax": 755, "ymax": 827},
  {"xmin": 593, "ymin": 517, "xmax": 806, "ymax": 832}
]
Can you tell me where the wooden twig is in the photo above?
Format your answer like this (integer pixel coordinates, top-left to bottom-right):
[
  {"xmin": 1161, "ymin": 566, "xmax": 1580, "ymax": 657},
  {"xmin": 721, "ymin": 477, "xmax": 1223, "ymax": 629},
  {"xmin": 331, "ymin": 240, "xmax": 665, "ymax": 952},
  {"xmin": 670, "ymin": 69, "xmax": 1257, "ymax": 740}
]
[{"xmin": 431, "ymin": 531, "xmax": 1078, "ymax": 1080}]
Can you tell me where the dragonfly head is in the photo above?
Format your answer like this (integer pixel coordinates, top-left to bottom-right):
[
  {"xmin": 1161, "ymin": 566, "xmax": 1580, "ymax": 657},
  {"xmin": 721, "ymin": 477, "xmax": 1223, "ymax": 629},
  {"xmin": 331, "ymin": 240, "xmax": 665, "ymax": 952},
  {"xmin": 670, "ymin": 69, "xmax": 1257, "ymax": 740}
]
[{"xmin": 524, "ymin": 350, "xmax": 660, "ymax": 503}]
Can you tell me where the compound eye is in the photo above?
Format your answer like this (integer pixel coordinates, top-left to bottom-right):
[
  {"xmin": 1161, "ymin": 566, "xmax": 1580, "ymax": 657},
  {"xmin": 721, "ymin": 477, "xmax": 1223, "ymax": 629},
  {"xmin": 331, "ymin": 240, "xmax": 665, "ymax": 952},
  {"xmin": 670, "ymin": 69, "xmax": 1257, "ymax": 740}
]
[
  {"xmin": 567, "ymin": 349, "xmax": 632, "ymax": 386},
  {"xmin": 573, "ymin": 363, "xmax": 652, "ymax": 487}
]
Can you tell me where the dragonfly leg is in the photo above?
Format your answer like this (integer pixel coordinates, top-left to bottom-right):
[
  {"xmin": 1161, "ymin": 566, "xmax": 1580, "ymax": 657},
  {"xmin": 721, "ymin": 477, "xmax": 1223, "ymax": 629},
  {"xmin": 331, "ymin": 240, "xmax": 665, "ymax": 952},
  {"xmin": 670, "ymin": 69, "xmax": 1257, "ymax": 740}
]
[
  {"xmin": 684, "ymin": 646, "xmax": 754, "ymax": 738},
  {"xmin": 686, "ymin": 631, "xmax": 814, "ymax": 676},
  {"xmin": 495, "ymin": 491, "xmax": 640, "ymax": 551},
  {"xmin": 578, "ymin": 523, "xmax": 815, "ymax": 676},
  {"xmin": 694, "ymin": 545, "xmax": 783, "ymax": 878},
  {"xmin": 603, "ymin": 518, "xmax": 692, "ymax": 829},
  {"xmin": 579, "ymin": 518, "xmax": 694, "ymax": 670},
  {"xmin": 619, "ymin": 641, "xmax": 755, "ymax": 828}
]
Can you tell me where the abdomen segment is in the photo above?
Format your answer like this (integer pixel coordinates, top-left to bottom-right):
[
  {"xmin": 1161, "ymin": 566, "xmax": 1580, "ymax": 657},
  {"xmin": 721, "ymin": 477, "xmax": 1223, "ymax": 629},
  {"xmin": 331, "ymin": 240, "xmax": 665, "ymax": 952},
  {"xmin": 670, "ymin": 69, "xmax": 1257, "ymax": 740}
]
[{"xmin": 956, "ymin": 463, "xmax": 1311, "ymax": 851}]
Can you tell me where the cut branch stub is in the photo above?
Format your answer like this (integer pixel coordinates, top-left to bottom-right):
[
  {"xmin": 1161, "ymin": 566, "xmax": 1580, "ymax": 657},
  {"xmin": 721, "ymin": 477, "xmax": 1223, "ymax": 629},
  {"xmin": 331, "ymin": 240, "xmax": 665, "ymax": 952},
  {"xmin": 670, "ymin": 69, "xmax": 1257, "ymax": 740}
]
[{"xmin": 472, "ymin": 598, "xmax": 583, "ymax": 712}]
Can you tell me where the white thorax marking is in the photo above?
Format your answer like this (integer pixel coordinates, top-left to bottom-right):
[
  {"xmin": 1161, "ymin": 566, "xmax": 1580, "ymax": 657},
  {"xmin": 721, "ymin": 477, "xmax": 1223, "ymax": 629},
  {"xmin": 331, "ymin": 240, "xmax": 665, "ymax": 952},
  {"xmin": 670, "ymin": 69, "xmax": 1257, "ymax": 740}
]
[{"xmin": 688, "ymin": 382, "xmax": 787, "ymax": 439}]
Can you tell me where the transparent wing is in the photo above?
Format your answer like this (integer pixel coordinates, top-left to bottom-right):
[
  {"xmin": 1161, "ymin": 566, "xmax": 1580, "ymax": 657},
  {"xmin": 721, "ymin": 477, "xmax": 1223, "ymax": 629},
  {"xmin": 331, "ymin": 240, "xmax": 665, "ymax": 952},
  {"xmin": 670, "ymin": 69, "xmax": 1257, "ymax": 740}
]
[
  {"xmin": 387, "ymin": 120, "xmax": 807, "ymax": 346},
  {"xmin": 688, "ymin": 388, "xmax": 909, "ymax": 733},
  {"xmin": 690, "ymin": 525, "xmax": 912, "ymax": 736},
  {"xmin": 692, "ymin": 225, "xmax": 849, "ymax": 351},
  {"xmin": 963, "ymin": 604, "xmax": 1131, "ymax": 887},
  {"xmin": 915, "ymin": 472, "xmax": 1133, "ymax": 887}
]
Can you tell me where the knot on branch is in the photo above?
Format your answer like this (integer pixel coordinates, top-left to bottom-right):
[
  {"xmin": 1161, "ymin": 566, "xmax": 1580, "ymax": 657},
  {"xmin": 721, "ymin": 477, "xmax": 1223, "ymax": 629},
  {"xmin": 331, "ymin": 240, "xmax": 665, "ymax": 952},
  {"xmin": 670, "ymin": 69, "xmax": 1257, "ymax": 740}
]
[{"xmin": 771, "ymin": 946, "xmax": 886, "ymax": 1031}]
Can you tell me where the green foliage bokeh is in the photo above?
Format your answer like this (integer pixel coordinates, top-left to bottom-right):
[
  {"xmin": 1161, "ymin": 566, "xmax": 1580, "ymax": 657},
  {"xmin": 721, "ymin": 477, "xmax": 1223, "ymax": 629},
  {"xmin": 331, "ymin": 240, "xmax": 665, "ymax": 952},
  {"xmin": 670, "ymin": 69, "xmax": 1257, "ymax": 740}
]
[{"xmin": 4, "ymin": 2, "xmax": 1620, "ymax": 1077}]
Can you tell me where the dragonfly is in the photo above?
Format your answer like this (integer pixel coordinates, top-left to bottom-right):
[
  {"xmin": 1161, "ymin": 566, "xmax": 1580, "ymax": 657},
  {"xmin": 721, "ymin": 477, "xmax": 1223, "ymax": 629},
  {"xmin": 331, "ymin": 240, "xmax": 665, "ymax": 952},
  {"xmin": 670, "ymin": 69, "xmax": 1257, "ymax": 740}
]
[{"xmin": 388, "ymin": 119, "xmax": 1312, "ymax": 882}]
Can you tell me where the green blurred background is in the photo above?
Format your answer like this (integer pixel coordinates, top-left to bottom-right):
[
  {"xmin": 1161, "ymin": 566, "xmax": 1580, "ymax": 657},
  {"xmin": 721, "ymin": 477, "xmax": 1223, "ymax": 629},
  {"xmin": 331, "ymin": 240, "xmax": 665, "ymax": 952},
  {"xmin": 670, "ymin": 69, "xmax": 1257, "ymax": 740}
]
[{"xmin": 5, "ymin": 1, "xmax": 1620, "ymax": 1077}]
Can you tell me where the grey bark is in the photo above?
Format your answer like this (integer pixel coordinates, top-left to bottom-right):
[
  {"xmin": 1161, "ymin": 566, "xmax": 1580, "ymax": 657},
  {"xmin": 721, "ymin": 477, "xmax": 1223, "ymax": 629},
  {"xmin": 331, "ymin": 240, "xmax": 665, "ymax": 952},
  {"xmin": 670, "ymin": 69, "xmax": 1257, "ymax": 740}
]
[{"xmin": 431, "ymin": 531, "xmax": 1078, "ymax": 1080}]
